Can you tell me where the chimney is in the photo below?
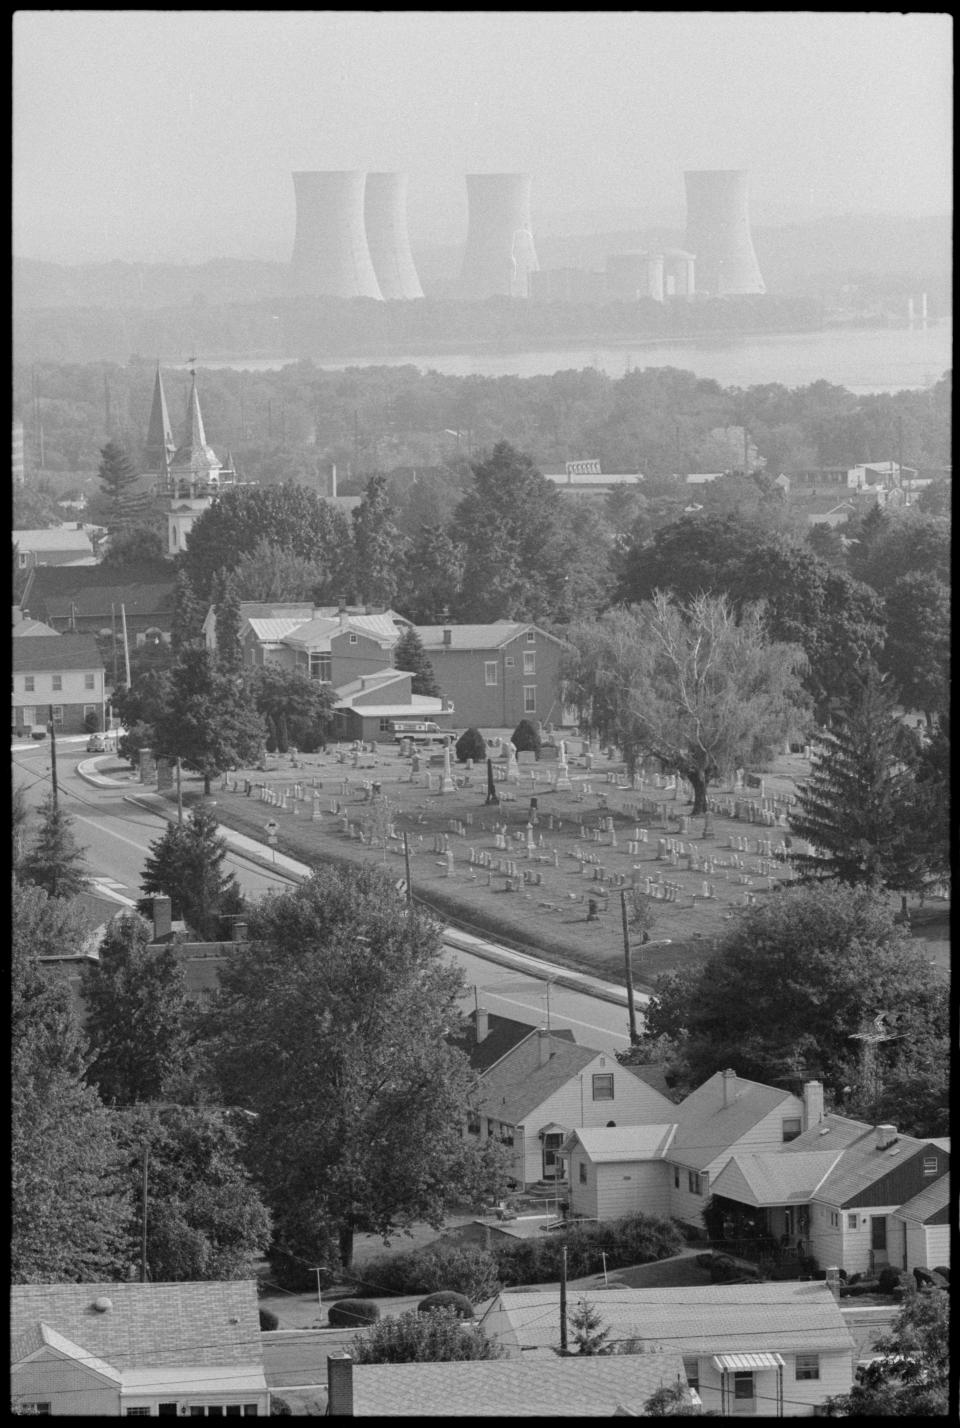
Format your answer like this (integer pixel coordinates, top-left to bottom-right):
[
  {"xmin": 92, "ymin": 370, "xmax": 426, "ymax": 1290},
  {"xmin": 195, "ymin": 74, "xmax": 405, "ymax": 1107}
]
[
  {"xmin": 327, "ymin": 1352, "xmax": 353, "ymax": 1416},
  {"xmin": 475, "ymin": 1007, "xmax": 490, "ymax": 1043},
  {"xmin": 824, "ymin": 1266, "xmax": 841, "ymax": 1300},
  {"xmin": 143, "ymin": 894, "xmax": 172, "ymax": 943},
  {"xmin": 876, "ymin": 1124, "xmax": 897, "ymax": 1150},
  {"xmin": 802, "ymin": 1080, "xmax": 825, "ymax": 1131},
  {"xmin": 721, "ymin": 1068, "xmax": 737, "ymax": 1107},
  {"xmin": 537, "ymin": 1028, "xmax": 553, "ymax": 1066},
  {"xmin": 442, "ymin": 628, "xmax": 452, "ymax": 646}
]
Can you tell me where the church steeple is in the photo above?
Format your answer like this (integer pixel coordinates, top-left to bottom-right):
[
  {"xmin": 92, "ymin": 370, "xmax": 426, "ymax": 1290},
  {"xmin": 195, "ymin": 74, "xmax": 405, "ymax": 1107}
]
[
  {"xmin": 142, "ymin": 361, "xmax": 176, "ymax": 479},
  {"xmin": 169, "ymin": 370, "xmax": 222, "ymax": 488}
]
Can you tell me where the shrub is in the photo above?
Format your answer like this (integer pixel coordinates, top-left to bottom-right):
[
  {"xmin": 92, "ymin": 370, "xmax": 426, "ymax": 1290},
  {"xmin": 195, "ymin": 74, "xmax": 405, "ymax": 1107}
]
[
  {"xmin": 328, "ymin": 1299, "xmax": 381, "ymax": 1328},
  {"xmin": 351, "ymin": 1306, "xmax": 504, "ymax": 1364},
  {"xmin": 418, "ymin": 1291, "xmax": 474, "ymax": 1319},
  {"xmin": 511, "ymin": 719, "xmax": 542, "ymax": 757},
  {"xmin": 258, "ymin": 1308, "xmax": 279, "ymax": 1331},
  {"xmin": 356, "ymin": 1244, "xmax": 499, "ymax": 1301},
  {"xmin": 878, "ymin": 1267, "xmax": 911, "ymax": 1296},
  {"xmin": 455, "ymin": 727, "xmax": 487, "ymax": 764}
]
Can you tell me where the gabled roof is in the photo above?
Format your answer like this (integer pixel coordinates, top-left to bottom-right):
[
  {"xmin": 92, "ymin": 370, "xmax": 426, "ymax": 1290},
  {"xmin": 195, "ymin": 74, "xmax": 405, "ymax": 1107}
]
[
  {"xmin": 13, "ymin": 616, "xmax": 60, "ymax": 637},
  {"xmin": 12, "ymin": 1322, "xmax": 124, "ymax": 1382},
  {"xmin": 282, "ymin": 613, "xmax": 400, "ymax": 650},
  {"xmin": 893, "ymin": 1174, "xmax": 951, "ymax": 1224},
  {"xmin": 711, "ymin": 1150, "xmax": 843, "ymax": 1208},
  {"xmin": 563, "ymin": 1124, "xmax": 677, "ymax": 1163},
  {"xmin": 12, "ymin": 633, "xmax": 103, "ymax": 672},
  {"xmin": 14, "ymin": 526, "xmax": 95, "ymax": 553},
  {"xmin": 483, "ymin": 1282, "xmax": 855, "ymax": 1357},
  {"xmin": 9, "ymin": 1281, "xmax": 264, "ymax": 1371},
  {"xmin": 449, "ymin": 1010, "xmax": 575, "ymax": 1074},
  {"xmin": 668, "ymin": 1071, "xmax": 797, "ymax": 1171},
  {"xmin": 474, "ymin": 1033, "xmax": 606, "ymax": 1124},
  {"xmin": 247, "ymin": 617, "xmax": 314, "ymax": 642},
  {"xmin": 812, "ymin": 1126, "xmax": 948, "ymax": 1208},
  {"xmin": 416, "ymin": 622, "xmax": 565, "ymax": 651},
  {"xmin": 347, "ymin": 1350, "xmax": 688, "ymax": 1416},
  {"xmin": 43, "ymin": 583, "xmax": 176, "ymax": 622}
]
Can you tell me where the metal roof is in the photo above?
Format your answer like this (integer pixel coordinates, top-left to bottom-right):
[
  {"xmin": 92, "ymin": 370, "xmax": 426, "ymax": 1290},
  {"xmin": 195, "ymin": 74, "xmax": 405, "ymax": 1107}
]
[{"xmin": 713, "ymin": 1352, "xmax": 785, "ymax": 1371}]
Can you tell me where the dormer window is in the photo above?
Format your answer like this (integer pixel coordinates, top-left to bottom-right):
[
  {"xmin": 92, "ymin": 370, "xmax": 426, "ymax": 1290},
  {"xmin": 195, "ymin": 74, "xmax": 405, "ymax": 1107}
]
[{"xmin": 349, "ymin": 632, "xmax": 358, "ymax": 645}]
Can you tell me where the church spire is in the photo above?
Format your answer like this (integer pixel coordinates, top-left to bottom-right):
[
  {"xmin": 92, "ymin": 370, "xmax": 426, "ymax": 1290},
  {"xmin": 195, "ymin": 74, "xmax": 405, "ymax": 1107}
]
[
  {"xmin": 169, "ymin": 369, "xmax": 221, "ymax": 484},
  {"xmin": 142, "ymin": 360, "xmax": 175, "ymax": 476}
]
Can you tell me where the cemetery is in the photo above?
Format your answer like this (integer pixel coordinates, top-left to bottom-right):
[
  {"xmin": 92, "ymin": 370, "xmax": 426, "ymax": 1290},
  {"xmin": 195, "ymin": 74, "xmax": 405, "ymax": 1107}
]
[{"xmin": 199, "ymin": 732, "xmax": 821, "ymax": 987}]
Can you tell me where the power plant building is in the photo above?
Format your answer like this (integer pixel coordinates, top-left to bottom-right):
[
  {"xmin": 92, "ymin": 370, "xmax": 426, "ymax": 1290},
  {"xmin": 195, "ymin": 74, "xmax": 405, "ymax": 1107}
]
[
  {"xmin": 605, "ymin": 252, "xmax": 665, "ymax": 303},
  {"xmin": 662, "ymin": 249, "xmax": 696, "ymax": 300},
  {"xmin": 529, "ymin": 268, "xmax": 607, "ymax": 303},
  {"xmin": 683, "ymin": 169, "xmax": 765, "ymax": 296},
  {"xmin": 290, "ymin": 170, "xmax": 383, "ymax": 300},
  {"xmin": 363, "ymin": 172, "xmax": 424, "ymax": 300},
  {"xmin": 460, "ymin": 173, "xmax": 539, "ymax": 298}
]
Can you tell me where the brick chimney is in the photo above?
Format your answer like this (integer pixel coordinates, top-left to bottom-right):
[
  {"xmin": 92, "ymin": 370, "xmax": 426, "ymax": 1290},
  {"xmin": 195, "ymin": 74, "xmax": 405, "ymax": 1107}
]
[
  {"xmin": 142, "ymin": 894, "xmax": 172, "ymax": 943},
  {"xmin": 802, "ymin": 1080, "xmax": 825, "ymax": 1131},
  {"xmin": 442, "ymin": 627, "xmax": 452, "ymax": 646},
  {"xmin": 475, "ymin": 1007, "xmax": 489, "ymax": 1043},
  {"xmin": 721, "ymin": 1068, "xmax": 737, "ymax": 1107},
  {"xmin": 537, "ymin": 1028, "xmax": 554, "ymax": 1066},
  {"xmin": 875, "ymin": 1124, "xmax": 898, "ymax": 1150},
  {"xmin": 327, "ymin": 1352, "xmax": 353, "ymax": 1416}
]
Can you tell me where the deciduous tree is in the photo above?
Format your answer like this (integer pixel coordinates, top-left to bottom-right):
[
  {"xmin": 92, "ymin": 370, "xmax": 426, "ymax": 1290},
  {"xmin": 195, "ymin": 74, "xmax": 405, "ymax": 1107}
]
[
  {"xmin": 250, "ymin": 665, "xmax": 333, "ymax": 753},
  {"xmin": 824, "ymin": 1289, "xmax": 949, "ymax": 1416},
  {"xmin": 351, "ymin": 1306, "xmax": 505, "ymax": 1364},
  {"xmin": 153, "ymin": 648, "xmax": 264, "ymax": 793}
]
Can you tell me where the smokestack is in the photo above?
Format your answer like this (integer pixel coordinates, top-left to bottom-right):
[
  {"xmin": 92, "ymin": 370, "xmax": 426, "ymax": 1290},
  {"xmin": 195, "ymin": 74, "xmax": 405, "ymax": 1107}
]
[
  {"xmin": 684, "ymin": 170, "xmax": 765, "ymax": 297},
  {"xmin": 327, "ymin": 1352, "xmax": 354, "ymax": 1416},
  {"xmin": 721, "ymin": 1068, "xmax": 737, "ymax": 1107},
  {"xmin": 476, "ymin": 1007, "xmax": 490, "ymax": 1043},
  {"xmin": 875, "ymin": 1124, "xmax": 898, "ymax": 1150},
  {"xmin": 289, "ymin": 171, "xmax": 383, "ymax": 300},
  {"xmin": 460, "ymin": 173, "xmax": 539, "ymax": 298},
  {"xmin": 802, "ymin": 1080, "xmax": 825, "ymax": 1131},
  {"xmin": 364, "ymin": 172, "xmax": 424, "ymax": 300}
]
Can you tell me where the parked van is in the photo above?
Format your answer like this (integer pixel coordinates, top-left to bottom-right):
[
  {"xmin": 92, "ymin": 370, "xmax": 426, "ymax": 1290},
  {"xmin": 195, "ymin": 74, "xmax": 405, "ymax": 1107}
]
[{"xmin": 390, "ymin": 720, "xmax": 443, "ymax": 743}]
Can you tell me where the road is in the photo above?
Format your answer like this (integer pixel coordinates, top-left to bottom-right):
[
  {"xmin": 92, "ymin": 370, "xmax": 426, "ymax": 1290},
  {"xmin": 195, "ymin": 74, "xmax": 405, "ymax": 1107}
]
[{"xmin": 13, "ymin": 741, "xmax": 637, "ymax": 1050}]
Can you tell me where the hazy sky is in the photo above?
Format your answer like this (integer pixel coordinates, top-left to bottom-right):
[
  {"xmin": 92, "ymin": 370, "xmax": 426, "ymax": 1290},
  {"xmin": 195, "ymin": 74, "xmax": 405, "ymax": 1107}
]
[{"xmin": 14, "ymin": 10, "xmax": 952, "ymax": 264}]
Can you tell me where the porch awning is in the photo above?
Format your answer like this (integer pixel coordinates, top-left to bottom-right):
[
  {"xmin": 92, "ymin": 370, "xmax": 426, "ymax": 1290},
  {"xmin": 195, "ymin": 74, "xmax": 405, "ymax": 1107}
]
[{"xmin": 712, "ymin": 1352, "xmax": 785, "ymax": 1371}]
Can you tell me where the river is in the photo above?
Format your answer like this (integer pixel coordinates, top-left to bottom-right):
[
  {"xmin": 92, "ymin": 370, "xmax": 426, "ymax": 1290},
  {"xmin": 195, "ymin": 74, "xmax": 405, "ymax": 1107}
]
[{"xmin": 181, "ymin": 321, "xmax": 951, "ymax": 395}]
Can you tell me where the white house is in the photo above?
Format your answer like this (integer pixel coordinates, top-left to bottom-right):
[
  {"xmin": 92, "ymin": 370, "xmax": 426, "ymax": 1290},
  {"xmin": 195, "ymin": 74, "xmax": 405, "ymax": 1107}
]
[
  {"xmin": 562, "ymin": 1125, "xmax": 677, "ymax": 1221},
  {"xmin": 481, "ymin": 1282, "xmax": 856, "ymax": 1416},
  {"xmin": 12, "ymin": 633, "xmax": 106, "ymax": 736},
  {"xmin": 891, "ymin": 1174, "xmax": 951, "ymax": 1273}
]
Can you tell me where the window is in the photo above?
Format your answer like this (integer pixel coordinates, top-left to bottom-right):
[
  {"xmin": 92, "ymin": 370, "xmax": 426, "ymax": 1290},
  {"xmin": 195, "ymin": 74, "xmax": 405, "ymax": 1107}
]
[
  {"xmin": 592, "ymin": 1073, "xmax": 614, "ymax": 1101},
  {"xmin": 782, "ymin": 1117, "xmax": 802, "ymax": 1142},
  {"xmin": 674, "ymin": 1165, "xmax": 680, "ymax": 1189},
  {"xmin": 830, "ymin": 1210, "xmax": 840, "ymax": 1228},
  {"xmin": 847, "ymin": 1213, "xmax": 858, "ymax": 1230},
  {"xmin": 688, "ymin": 1170, "xmax": 702, "ymax": 1196},
  {"xmin": 487, "ymin": 1118, "xmax": 496, "ymax": 1138},
  {"xmin": 682, "ymin": 1358, "xmax": 700, "ymax": 1393},
  {"xmin": 795, "ymin": 1354, "xmax": 820, "ymax": 1381},
  {"xmin": 467, "ymin": 1111, "xmax": 481, "ymax": 1135},
  {"xmin": 126, "ymin": 1411, "xmax": 151, "ymax": 1418},
  {"xmin": 523, "ymin": 686, "xmax": 536, "ymax": 713},
  {"xmin": 21, "ymin": 1408, "xmax": 50, "ymax": 1417},
  {"xmin": 484, "ymin": 662, "xmax": 498, "ymax": 686},
  {"xmin": 348, "ymin": 632, "xmax": 358, "ymax": 645},
  {"xmin": 523, "ymin": 651, "xmax": 535, "ymax": 674},
  {"xmin": 24, "ymin": 676, "xmax": 35, "ymax": 692},
  {"xmin": 579, "ymin": 1162, "xmax": 588, "ymax": 1184},
  {"xmin": 379, "ymin": 717, "xmax": 392, "ymax": 733},
  {"xmin": 309, "ymin": 652, "xmax": 332, "ymax": 681},
  {"xmin": 85, "ymin": 673, "xmax": 96, "ymax": 689},
  {"xmin": 505, "ymin": 656, "xmax": 515, "ymax": 668},
  {"xmin": 526, "ymin": 630, "xmax": 535, "ymax": 642},
  {"xmin": 733, "ymin": 1372, "xmax": 754, "ymax": 1401},
  {"xmin": 159, "ymin": 1405, "xmax": 179, "ymax": 1416},
  {"xmin": 51, "ymin": 705, "xmax": 64, "ymax": 728},
  {"xmin": 52, "ymin": 675, "xmax": 62, "ymax": 691},
  {"xmin": 923, "ymin": 1156, "xmax": 939, "ymax": 1176},
  {"xmin": 500, "ymin": 1125, "xmax": 514, "ymax": 1146}
]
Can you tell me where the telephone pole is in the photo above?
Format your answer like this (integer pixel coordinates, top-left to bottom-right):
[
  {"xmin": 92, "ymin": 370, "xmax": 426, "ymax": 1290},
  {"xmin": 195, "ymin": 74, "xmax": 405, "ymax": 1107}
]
[
  {"xmin": 139, "ymin": 1141, "xmax": 149, "ymax": 1282},
  {"xmin": 47, "ymin": 704, "xmax": 59, "ymax": 812},
  {"xmin": 620, "ymin": 890, "xmax": 639, "ymax": 1044},
  {"xmin": 559, "ymin": 1246, "xmax": 568, "ymax": 1354}
]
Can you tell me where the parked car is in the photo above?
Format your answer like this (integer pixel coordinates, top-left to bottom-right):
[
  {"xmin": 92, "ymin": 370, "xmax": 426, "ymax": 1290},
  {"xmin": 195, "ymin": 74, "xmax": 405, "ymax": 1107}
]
[{"xmin": 86, "ymin": 733, "xmax": 107, "ymax": 752}]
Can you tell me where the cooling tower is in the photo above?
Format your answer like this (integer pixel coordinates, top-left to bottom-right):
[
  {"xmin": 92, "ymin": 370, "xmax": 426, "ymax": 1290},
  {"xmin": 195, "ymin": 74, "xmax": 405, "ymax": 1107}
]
[
  {"xmin": 290, "ymin": 171, "xmax": 383, "ymax": 300},
  {"xmin": 363, "ymin": 172, "xmax": 424, "ymax": 300},
  {"xmin": 683, "ymin": 170, "xmax": 765, "ymax": 297},
  {"xmin": 460, "ymin": 173, "xmax": 539, "ymax": 298}
]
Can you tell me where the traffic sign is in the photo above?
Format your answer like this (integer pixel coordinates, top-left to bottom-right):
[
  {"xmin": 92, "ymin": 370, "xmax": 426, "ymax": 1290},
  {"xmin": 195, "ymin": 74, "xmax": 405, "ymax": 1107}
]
[{"xmin": 264, "ymin": 819, "xmax": 279, "ymax": 834}]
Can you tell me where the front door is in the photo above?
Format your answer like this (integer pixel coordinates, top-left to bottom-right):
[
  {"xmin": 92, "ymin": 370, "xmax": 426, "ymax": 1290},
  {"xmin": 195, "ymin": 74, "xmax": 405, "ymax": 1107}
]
[
  {"xmin": 542, "ymin": 1132, "xmax": 564, "ymax": 1179},
  {"xmin": 871, "ymin": 1215, "xmax": 888, "ymax": 1266},
  {"xmin": 732, "ymin": 1371, "xmax": 756, "ymax": 1415}
]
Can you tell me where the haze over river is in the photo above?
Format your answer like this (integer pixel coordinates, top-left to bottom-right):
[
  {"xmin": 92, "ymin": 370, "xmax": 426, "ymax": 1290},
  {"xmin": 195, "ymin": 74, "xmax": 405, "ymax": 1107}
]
[{"xmin": 188, "ymin": 321, "xmax": 951, "ymax": 395}]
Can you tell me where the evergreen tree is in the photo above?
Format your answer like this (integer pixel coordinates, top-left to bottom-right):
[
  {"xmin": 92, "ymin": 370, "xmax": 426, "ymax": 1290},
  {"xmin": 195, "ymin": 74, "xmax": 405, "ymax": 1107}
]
[
  {"xmin": 212, "ymin": 568, "xmax": 244, "ymax": 675},
  {"xmin": 351, "ymin": 474, "xmax": 405, "ymax": 606},
  {"xmin": 19, "ymin": 791, "xmax": 88, "ymax": 899},
  {"xmin": 568, "ymin": 1298, "xmax": 610, "ymax": 1355},
  {"xmin": 171, "ymin": 569, "xmax": 206, "ymax": 651},
  {"xmin": 511, "ymin": 719, "xmax": 542, "ymax": 756},
  {"xmin": 82, "ymin": 913, "xmax": 193, "ymax": 1105},
  {"xmin": 141, "ymin": 803, "xmax": 244, "ymax": 939},
  {"xmin": 399, "ymin": 523, "xmax": 462, "ymax": 623},
  {"xmin": 97, "ymin": 440, "xmax": 141, "ymax": 532},
  {"xmin": 789, "ymin": 667, "xmax": 937, "ymax": 899},
  {"xmin": 393, "ymin": 626, "xmax": 441, "ymax": 697},
  {"xmin": 13, "ymin": 784, "xmax": 30, "ymax": 878},
  {"xmin": 153, "ymin": 648, "xmax": 265, "ymax": 794}
]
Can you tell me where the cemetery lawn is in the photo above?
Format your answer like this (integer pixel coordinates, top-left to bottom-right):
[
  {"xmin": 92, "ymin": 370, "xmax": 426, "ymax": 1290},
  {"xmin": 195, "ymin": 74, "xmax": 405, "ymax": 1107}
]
[{"xmin": 190, "ymin": 738, "xmax": 949, "ymax": 989}]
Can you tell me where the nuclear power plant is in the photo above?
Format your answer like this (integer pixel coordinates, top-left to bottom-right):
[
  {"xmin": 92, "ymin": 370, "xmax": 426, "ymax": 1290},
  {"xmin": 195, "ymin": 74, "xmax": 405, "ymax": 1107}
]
[
  {"xmin": 363, "ymin": 172, "xmax": 424, "ymax": 300},
  {"xmin": 459, "ymin": 173, "xmax": 540, "ymax": 299},
  {"xmin": 683, "ymin": 169, "xmax": 765, "ymax": 297},
  {"xmin": 289, "ymin": 171, "xmax": 383, "ymax": 300}
]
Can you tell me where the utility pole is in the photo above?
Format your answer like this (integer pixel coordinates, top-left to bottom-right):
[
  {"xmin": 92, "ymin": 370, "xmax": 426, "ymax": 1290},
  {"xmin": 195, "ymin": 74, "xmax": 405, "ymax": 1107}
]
[
  {"xmin": 620, "ymin": 890, "xmax": 639, "ymax": 1044},
  {"xmin": 47, "ymin": 704, "xmax": 59, "ymax": 812},
  {"xmin": 403, "ymin": 830, "xmax": 413, "ymax": 911},
  {"xmin": 176, "ymin": 756, "xmax": 184, "ymax": 826},
  {"xmin": 120, "ymin": 603, "xmax": 132, "ymax": 689},
  {"xmin": 139, "ymin": 1141, "xmax": 149, "ymax": 1282},
  {"xmin": 559, "ymin": 1246, "xmax": 568, "ymax": 1354}
]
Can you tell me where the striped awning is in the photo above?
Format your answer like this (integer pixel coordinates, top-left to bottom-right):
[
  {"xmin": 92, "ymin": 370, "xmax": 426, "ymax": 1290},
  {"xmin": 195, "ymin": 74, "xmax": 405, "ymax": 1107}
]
[{"xmin": 712, "ymin": 1352, "xmax": 785, "ymax": 1371}]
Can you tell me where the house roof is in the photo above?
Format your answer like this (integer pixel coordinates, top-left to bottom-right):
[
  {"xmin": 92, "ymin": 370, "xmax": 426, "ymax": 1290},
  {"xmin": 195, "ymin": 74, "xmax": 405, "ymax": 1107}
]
[
  {"xmin": 711, "ymin": 1150, "xmax": 844, "ymax": 1208},
  {"xmin": 12, "ymin": 633, "xmax": 104, "ymax": 672},
  {"xmin": 14, "ymin": 526, "xmax": 95, "ymax": 553},
  {"xmin": 346, "ymin": 1350, "xmax": 688, "ymax": 1416},
  {"xmin": 23, "ymin": 560, "xmax": 174, "ymax": 604},
  {"xmin": 416, "ymin": 622, "xmax": 564, "ymax": 651},
  {"xmin": 449, "ymin": 1010, "xmax": 575, "ymax": 1075},
  {"xmin": 246, "ymin": 617, "xmax": 314, "ymax": 642},
  {"xmin": 668, "ymin": 1071, "xmax": 797, "ymax": 1171},
  {"xmin": 42, "ymin": 583, "xmax": 176, "ymax": 624},
  {"xmin": 893, "ymin": 1174, "xmax": 951, "ymax": 1224},
  {"xmin": 811, "ymin": 1126, "xmax": 947, "ymax": 1208},
  {"xmin": 282, "ymin": 613, "xmax": 400, "ymax": 650},
  {"xmin": 10, "ymin": 1281, "xmax": 264, "ymax": 1371},
  {"xmin": 12, "ymin": 616, "xmax": 60, "ymax": 637},
  {"xmin": 474, "ymin": 1034, "xmax": 605, "ymax": 1125},
  {"xmin": 482, "ymin": 1282, "xmax": 856, "ymax": 1357},
  {"xmin": 563, "ymin": 1124, "xmax": 677, "ymax": 1163}
]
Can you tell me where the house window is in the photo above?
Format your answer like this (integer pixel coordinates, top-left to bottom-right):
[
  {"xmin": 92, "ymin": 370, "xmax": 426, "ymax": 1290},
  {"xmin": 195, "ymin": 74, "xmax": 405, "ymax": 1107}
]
[
  {"xmin": 348, "ymin": 632, "xmax": 358, "ymax": 645},
  {"xmin": 579, "ymin": 1162, "xmax": 588, "ymax": 1185},
  {"xmin": 526, "ymin": 630, "xmax": 535, "ymax": 642},
  {"xmin": 20, "ymin": 1408, "xmax": 50, "ymax": 1417},
  {"xmin": 782, "ymin": 1117, "xmax": 802, "ymax": 1142},
  {"xmin": 309, "ymin": 653, "xmax": 332, "ymax": 681},
  {"xmin": 84, "ymin": 673, "xmax": 96, "ymax": 690},
  {"xmin": 674, "ymin": 1166, "xmax": 680, "ymax": 1189},
  {"xmin": 592, "ymin": 1073, "xmax": 614, "ymax": 1101},
  {"xmin": 505, "ymin": 656, "xmax": 515, "ymax": 668},
  {"xmin": 52, "ymin": 675, "xmax": 62, "ymax": 691},
  {"xmin": 523, "ymin": 651, "xmax": 535, "ymax": 674},
  {"xmin": 795, "ymin": 1353, "xmax": 820, "ymax": 1381},
  {"xmin": 24, "ymin": 676, "xmax": 35, "ymax": 692},
  {"xmin": 126, "ymin": 1411, "xmax": 151, "ymax": 1418},
  {"xmin": 159, "ymin": 1405, "xmax": 179, "ymax": 1416},
  {"xmin": 484, "ymin": 662, "xmax": 498, "ymax": 686},
  {"xmin": 243, "ymin": 1411, "xmax": 259, "ymax": 1418},
  {"xmin": 923, "ymin": 1156, "xmax": 939, "ymax": 1176},
  {"xmin": 500, "ymin": 1125, "xmax": 514, "ymax": 1146},
  {"xmin": 688, "ymin": 1170, "xmax": 702, "ymax": 1196},
  {"xmin": 830, "ymin": 1211, "xmax": 840, "ymax": 1228},
  {"xmin": 51, "ymin": 705, "xmax": 64, "ymax": 728},
  {"xmin": 847, "ymin": 1213, "xmax": 858, "ymax": 1230},
  {"xmin": 467, "ymin": 1111, "xmax": 481, "ymax": 1135},
  {"xmin": 682, "ymin": 1358, "xmax": 700, "ymax": 1394},
  {"xmin": 523, "ymin": 686, "xmax": 536, "ymax": 713}
]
